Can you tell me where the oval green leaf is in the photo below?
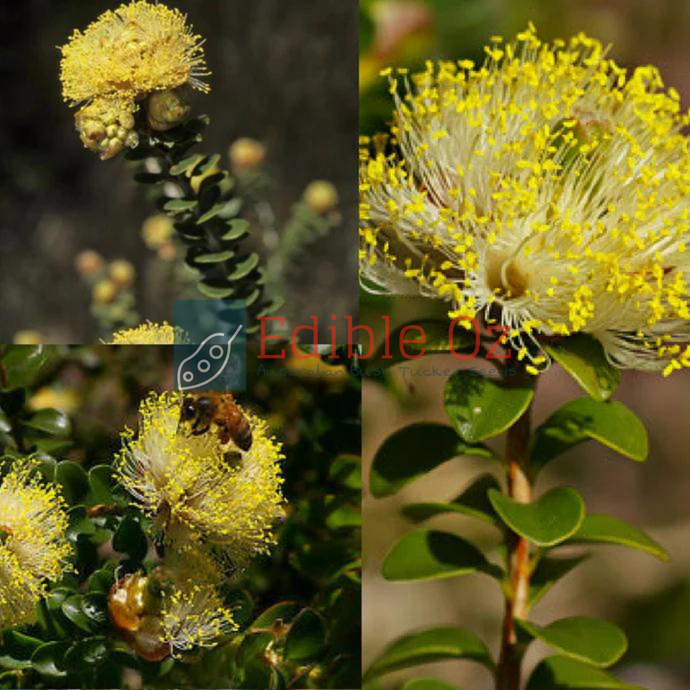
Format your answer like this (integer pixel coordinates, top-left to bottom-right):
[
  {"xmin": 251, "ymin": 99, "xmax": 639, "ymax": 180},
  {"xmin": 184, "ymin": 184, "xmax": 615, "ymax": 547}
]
[
  {"xmin": 197, "ymin": 282, "xmax": 235, "ymax": 299},
  {"xmin": 195, "ymin": 250, "xmax": 235, "ymax": 264},
  {"xmin": 382, "ymin": 529, "xmax": 498, "ymax": 582},
  {"xmin": 284, "ymin": 608, "xmax": 326, "ymax": 662},
  {"xmin": 365, "ymin": 626, "xmax": 493, "ymax": 681},
  {"xmin": 228, "ymin": 254, "xmax": 260, "ymax": 280},
  {"xmin": 517, "ymin": 617, "xmax": 628, "ymax": 668},
  {"xmin": 531, "ymin": 398, "xmax": 648, "ymax": 474},
  {"xmin": 25, "ymin": 408, "xmax": 71, "ymax": 437},
  {"xmin": 55, "ymin": 461, "xmax": 89, "ymax": 504},
  {"xmin": 403, "ymin": 680, "xmax": 460, "ymax": 690},
  {"xmin": 488, "ymin": 488, "xmax": 585, "ymax": 547},
  {"xmin": 544, "ymin": 334, "xmax": 619, "ymax": 401},
  {"xmin": 402, "ymin": 474, "xmax": 500, "ymax": 525},
  {"xmin": 444, "ymin": 371, "xmax": 534, "ymax": 443},
  {"xmin": 112, "ymin": 516, "xmax": 148, "ymax": 561},
  {"xmin": 31, "ymin": 642, "xmax": 69, "ymax": 678},
  {"xmin": 371, "ymin": 423, "xmax": 492, "ymax": 498},
  {"xmin": 0, "ymin": 346, "xmax": 58, "ymax": 391},
  {"xmin": 569, "ymin": 514, "xmax": 669, "ymax": 562},
  {"xmin": 526, "ymin": 655, "xmax": 644, "ymax": 689},
  {"xmin": 529, "ymin": 555, "xmax": 588, "ymax": 606}
]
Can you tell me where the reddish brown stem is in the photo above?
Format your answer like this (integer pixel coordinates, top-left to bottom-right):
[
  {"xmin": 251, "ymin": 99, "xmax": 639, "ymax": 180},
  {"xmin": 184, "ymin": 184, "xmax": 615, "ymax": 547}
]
[{"xmin": 495, "ymin": 369, "xmax": 533, "ymax": 690}]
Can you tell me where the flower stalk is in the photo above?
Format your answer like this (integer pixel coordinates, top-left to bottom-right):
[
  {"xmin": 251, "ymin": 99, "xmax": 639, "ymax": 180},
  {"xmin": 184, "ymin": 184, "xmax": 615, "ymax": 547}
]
[{"xmin": 496, "ymin": 361, "xmax": 533, "ymax": 690}]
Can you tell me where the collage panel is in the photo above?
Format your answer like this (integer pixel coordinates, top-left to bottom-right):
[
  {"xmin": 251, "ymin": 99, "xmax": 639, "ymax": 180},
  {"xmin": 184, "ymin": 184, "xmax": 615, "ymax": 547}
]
[
  {"xmin": 360, "ymin": 2, "xmax": 690, "ymax": 690},
  {"xmin": 0, "ymin": 344, "xmax": 361, "ymax": 688},
  {"xmin": 2, "ymin": 0, "xmax": 357, "ymax": 343}
]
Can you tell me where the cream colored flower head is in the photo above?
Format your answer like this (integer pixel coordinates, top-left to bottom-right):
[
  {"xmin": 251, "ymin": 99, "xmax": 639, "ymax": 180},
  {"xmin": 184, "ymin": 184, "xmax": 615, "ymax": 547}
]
[
  {"xmin": 0, "ymin": 460, "xmax": 72, "ymax": 629},
  {"xmin": 60, "ymin": 1, "xmax": 210, "ymax": 158},
  {"xmin": 361, "ymin": 25, "xmax": 690, "ymax": 375},
  {"xmin": 115, "ymin": 391, "xmax": 285, "ymax": 570},
  {"xmin": 111, "ymin": 321, "xmax": 178, "ymax": 345}
]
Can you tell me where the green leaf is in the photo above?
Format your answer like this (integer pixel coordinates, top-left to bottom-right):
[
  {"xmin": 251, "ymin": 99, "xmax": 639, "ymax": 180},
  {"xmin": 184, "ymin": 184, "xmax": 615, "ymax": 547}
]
[
  {"xmin": 252, "ymin": 601, "xmax": 301, "ymax": 630},
  {"xmin": 112, "ymin": 516, "xmax": 148, "ymax": 561},
  {"xmin": 63, "ymin": 637, "xmax": 108, "ymax": 673},
  {"xmin": 228, "ymin": 254, "xmax": 260, "ymax": 280},
  {"xmin": 570, "ymin": 514, "xmax": 669, "ymax": 562},
  {"xmin": 402, "ymin": 474, "xmax": 500, "ymax": 525},
  {"xmin": 0, "ymin": 631, "xmax": 42, "ymax": 670},
  {"xmin": 329, "ymin": 454, "xmax": 362, "ymax": 490},
  {"xmin": 164, "ymin": 198, "xmax": 198, "ymax": 213},
  {"xmin": 403, "ymin": 680, "xmax": 460, "ymax": 690},
  {"xmin": 82, "ymin": 593, "xmax": 109, "ymax": 627},
  {"xmin": 86, "ymin": 465, "xmax": 114, "ymax": 506},
  {"xmin": 369, "ymin": 318, "xmax": 479, "ymax": 369},
  {"xmin": 544, "ymin": 334, "xmax": 619, "ymax": 401},
  {"xmin": 197, "ymin": 282, "xmax": 235, "ymax": 299},
  {"xmin": 195, "ymin": 250, "xmax": 235, "ymax": 264},
  {"xmin": 61, "ymin": 595, "xmax": 94, "ymax": 633},
  {"xmin": 488, "ymin": 488, "xmax": 585, "ymax": 547},
  {"xmin": 526, "ymin": 655, "xmax": 643, "ymax": 689},
  {"xmin": 531, "ymin": 398, "xmax": 648, "ymax": 474},
  {"xmin": 382, "ymin": 529, "xmax": 499, "ymax": 582},
  {"xmin": 31, "ymin": 642, "xmax": 69, "ymax": 678},
  {"xmin": 196, "ymin": 153, "xmax": 221, "ymax": 175},
  {"xmin": 197, "ymin": 201, "xmax": 237, "ymax": 224},
  {"xmin": 88, "ymin": 562, "xmax": 118, "ymax": 594},
  {"xmin": 517, "ymin": 617, "xmax": 628, "ymax": 668},
  {"xmin": 444, "ymin": 371, "xmax": 534, "ymax": 443},
  {"xmin": 529, "ymin": 555, "xmax": 588, "ymax": 606},
  {"xmin": 24, "ymin": 408, "xmax": 71, "ymax": 437},
  {"xmin": 55, "ymin": 461, "xmax": 89, "ymax": 504},
  {"xmin": 365, "ymin": 627, "xmax": 493, "ymax": 681},
  {"xmin": 371, "ymin": 423, "xmax": 492, "ymax": 498},
  {"xmin": 222, "ymin": 218, "xmax": 250, "ymax": 241},
  {"xmin": 284, "ymin": 609, "xmax": 326, "ymax": 661},
  {"xmin": 0, "ymin": 346, "xmax": 58, "ymax": 391},
  {"xmin": 169, "ymin": 154, "xmax": 204, "ymax": 176}
]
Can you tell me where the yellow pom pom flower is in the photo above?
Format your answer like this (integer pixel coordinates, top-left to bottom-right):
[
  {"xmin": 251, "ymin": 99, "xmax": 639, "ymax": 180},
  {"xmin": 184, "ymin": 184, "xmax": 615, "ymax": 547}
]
[
  {"xmin": 0, "ymin": 461, "xmax": 72, "ymax": 629},
  {"xmin": 115, "ymin": 392, "xmax": 285, "ymax": 570},
  {"xmin": 360, "ymin": 26, "xmax": 690, "ymax": 374},
  {"xmin": 60, "ymin": 1, "xmax": 210, "ymax": 157},
  {"xmin": 111, "ymin": 322, "xmax": 177, "ymax": 345}
]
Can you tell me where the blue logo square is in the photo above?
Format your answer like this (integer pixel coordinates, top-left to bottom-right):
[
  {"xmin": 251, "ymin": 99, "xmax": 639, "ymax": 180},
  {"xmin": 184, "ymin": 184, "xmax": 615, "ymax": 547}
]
[{"xmin": 173, "ymin": 300, "xmax": 247, "ymax": 391}]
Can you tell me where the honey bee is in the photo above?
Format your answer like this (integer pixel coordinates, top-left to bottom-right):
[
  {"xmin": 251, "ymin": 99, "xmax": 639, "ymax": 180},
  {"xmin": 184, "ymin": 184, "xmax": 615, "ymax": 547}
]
[{"xmin": 179, "ymin": 392, "xmax": 253, "ymax": 452}]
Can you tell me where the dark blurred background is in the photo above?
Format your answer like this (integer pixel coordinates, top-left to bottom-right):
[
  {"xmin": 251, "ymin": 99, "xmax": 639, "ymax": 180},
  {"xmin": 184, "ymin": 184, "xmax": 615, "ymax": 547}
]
[
  {"xmin": 0, "ymin": 0, "xmax": 358, "ymax": 342},
  {"xmin": 360, "ymin": 2, "xmax": 690, "ymax": 689}
]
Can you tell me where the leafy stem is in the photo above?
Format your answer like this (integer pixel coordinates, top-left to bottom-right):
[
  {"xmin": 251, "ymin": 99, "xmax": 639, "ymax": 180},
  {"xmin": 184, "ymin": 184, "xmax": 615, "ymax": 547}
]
[
  {"xmin": 496, "ymin": 360, "xmax": 533, "ymax": 690},
  {"xmin": 127, "ymin": 115, "xmax": 281, "ymax": 334}
]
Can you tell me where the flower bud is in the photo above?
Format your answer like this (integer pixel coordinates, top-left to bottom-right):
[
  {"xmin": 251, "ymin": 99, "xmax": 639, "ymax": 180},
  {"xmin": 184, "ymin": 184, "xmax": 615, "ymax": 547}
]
[
  {"xmin": 75, "ymin": 249, "xmax": 104, "ymax": 277},
  {"xmin": 74, "ymin": 98, "xmax": 139, "ymax": 160},
  {"xmin": 93, "ymin": 280, "xmax": 118, "ymax": 304},
  {"xmin": 145, "ymin": 87, "xmax": 191, "ymax": 131},
  {"xmin": 304, "ymin": 180, "xmax": 339, "ymax": 214},
  {"xmin": 109, "ymin": 259, "xmax": 136, "ymax": 288},
  {"xmin": 229, "ymin": 137, "xmax": 267, "ymax": 172},
  {"xmin": 142, "ymin": 215, "xmax": 174, "ymax": 249},
  {"xmin": 108, "ymin": 573, "xmax": 169, "ymax": 662}
]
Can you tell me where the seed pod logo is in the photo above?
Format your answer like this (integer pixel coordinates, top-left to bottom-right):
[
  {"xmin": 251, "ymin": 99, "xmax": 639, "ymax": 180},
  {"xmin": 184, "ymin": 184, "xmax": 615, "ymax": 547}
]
[{"xmin": 176, "ymin": 326, "xmax": 243, "ymax": 391}]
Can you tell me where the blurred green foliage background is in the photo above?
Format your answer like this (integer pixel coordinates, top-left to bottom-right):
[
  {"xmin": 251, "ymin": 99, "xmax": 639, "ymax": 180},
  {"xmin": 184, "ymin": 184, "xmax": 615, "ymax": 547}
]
[{"xmin": 360, "ymin": 2, "xmax": 690, "ymax": 689}]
